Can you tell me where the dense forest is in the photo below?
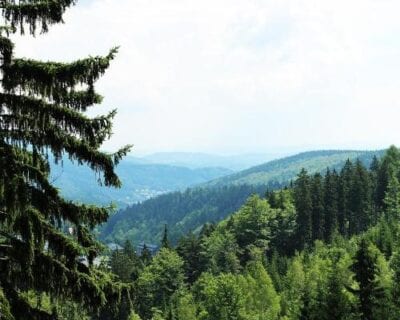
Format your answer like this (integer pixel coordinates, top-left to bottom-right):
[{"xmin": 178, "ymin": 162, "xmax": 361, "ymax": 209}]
[
  {"xmin": 102, "ymin": 150, "xmax": 382, "ymax": 245},
  {"xmin": 92, "ymin": 146, "xmax": 400, "ymax": 320},
  {"xmin": 101, "ymin": 184, "xmax": 281, "ymax": 244},
  {"xmin": 1, "ymin": 1, "xmax": 400, "ymax": 320}
]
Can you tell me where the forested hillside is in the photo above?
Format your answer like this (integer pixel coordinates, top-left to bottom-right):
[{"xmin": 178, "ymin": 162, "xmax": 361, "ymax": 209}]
[
  {"xmin": 97, "ymin": 146, "xmax": 400, "ymax": 320},
  {"xmin": 207, "ymin": 149, "xmax": 384, "ymax": 186},
  {"xmin": 100, "ymin": 183, "xmax": 282, "ymax": 244},
  {"xmin": 102, "ymin": 149, "xmax": 383, "ymax": 245},
  {"xmin": 51, "ymin": 157, "xmax": 232, "ymax": 207}
]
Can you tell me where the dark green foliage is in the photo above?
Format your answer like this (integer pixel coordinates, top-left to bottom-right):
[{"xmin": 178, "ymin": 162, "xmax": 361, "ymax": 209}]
[
  {"xmin": 102, "ymin": 150, "xmax": 383, "ymax": 246},
  {"xmin": 390, "ymin": 251, "xmax": 400, "ymax": 313},
  {"xmin": 338, "ymin": 159, "xmax": 353, "ymax": 236},
  {"xmin": 102, "ymin": 184, "xmax": 273, "ymax": 245},
  {"xmin": 101, "ymin": 147, "xmax": 400, "ymax": 320},
  {"xmin": 311, "ymin": 173, "xmax": 324, "ymax": 241},
  {"xmin": 349, "ymin": 160, "xmax": 373, "ymax": 234},
  {"xmin": 135, "ymin": 248, "xmax": 185, "ymax": 319},
  {"xmin": 294, "ymin": 169, "xmax": 313, "ymax": 249},
  {"xmin": 161, "ymin": 224, "xmax": 170, "ymax": 249},
  {"xmin": 349, "ymin": 239, "xmax": 385, "ymax": 320},
  {"xmin": 176, "ymin": 232, "xmax": 204, "ymax": 284},
  {"xmin": 140, "ymin": 244, "xmax": 152, "ymax": 267},
  {"xmin": 0, "ymin": 2, "xmax": 131, "ymax": 319}
]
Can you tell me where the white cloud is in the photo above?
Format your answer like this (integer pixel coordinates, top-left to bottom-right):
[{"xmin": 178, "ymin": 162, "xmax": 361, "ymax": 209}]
[{"xmin": 11, "ymin": 0, "xmax": 400, "ymax": 154}]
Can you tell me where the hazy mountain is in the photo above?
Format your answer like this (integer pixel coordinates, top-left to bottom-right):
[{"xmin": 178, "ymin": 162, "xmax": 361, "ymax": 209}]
[
  {"xmin": 50, "ymin": 159, "xmax": 232, "ymax": 207},
  {"xmin": 141, "ymin": 152, "xmax": 286, "ymax": 171},
  {"xmin": 100, "ymin": 149, "xmax": 384, "ymax": 245}
]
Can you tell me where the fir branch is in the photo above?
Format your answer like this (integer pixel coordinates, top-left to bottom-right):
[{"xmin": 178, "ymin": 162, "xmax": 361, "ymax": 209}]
[
  {"xmin": 2, "ymin": 48, "xmax": 118, "ymax": 95},
  {"xmin": 0, "ymin": 0, "xmax": 76, "ymax": 35}
]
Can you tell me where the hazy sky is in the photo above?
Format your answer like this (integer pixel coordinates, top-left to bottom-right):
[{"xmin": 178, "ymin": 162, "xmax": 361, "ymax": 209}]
[{"xmin": 12, "ymin": 0, "xmax": 400, "ymax": 155}]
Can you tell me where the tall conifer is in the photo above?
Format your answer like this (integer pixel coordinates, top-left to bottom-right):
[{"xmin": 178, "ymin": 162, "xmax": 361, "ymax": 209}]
[
  {"xmin": 310, "ymin": 173, "xmax": 324, "ymax": 241},
  {"xmin": 323, "ymin": 169, "xmax": 339, "ymax": 242},
  {"xmin": 0, "ymin": 2, "xmax": 131, "ymax": 319},
  {"xmin": 294, "ymin": 169, "xmax": 312, "ymax": 249}
]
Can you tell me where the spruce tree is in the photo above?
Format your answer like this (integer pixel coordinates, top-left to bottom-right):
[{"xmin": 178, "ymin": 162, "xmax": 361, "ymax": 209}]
[
  {"xmin": 376, "ymin": 146, "xmax": 400, "ymax": 209},
  {"xmin": 338, "ymin": 159, "xmax": 353, "ymax": 236},
  {"xmin": 294, "ymin": 169, "xmax": 312, "ymax": 249},
  {"xmin": 323, "ymin": 169, "xmax": 339, "ymax": 242},
  {"xmin": 390, "ymin": 251, "xmax": 400, "ymax": 316},
  {"xmin": 310, "ymin": 173, "xmax": 324, "ymax": 241},
  {"xmin": 161, "ymin": 224, "xmax": 170, "ymax": 249},
  {"xmin": 383, "ymin": 173, "xmax": 400, "ymax": 222},
  {"xmin": 350, "ymin": 160, "xmax": 373, "ymax": 234},
  {"xmin": 348, "ymin": 239, "xmax": 384, "ymax": 320},
  {"xmin": 0, "ymin": 2, "xmax": 131, "ymax": 319}
]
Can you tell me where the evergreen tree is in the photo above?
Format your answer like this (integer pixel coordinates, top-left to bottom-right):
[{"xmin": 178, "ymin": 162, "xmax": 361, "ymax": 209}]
[
  {"xmin": 136, "ymin": 248, "xmax": 184, "ymax": 318},
  {"xmin": 140, "ymin": 244, "xmax": 152, "ymax": 266},
  {"xmin": 370, "ymin": 156, "xmax": 380, "ymax": 214},
  {"xmin": 323, "ymin": 265, "xmax": 350, "ymax": 320},
  {"xmin": 349, "ymin": 160, "xmax": 373, "ymax": 234},
  {"xmin": 323, "ymin": 169, "xmax": 339, "ymax": 242},
  {"xmin": 176, "ymin": 232, "xmax": 203, "ymax": 284},
  {"xmin": 311, "ymin": 173, "xmax": 324, "ymax": 241},
  {"xmin": 348, "ymin": 239, "xmax": 384, "ymax": 320},
  {"xmin": 161, "ymin": 224, "xmax": 171, "ymax": 249},
  {"xmin": 338, "ymin": 159, "xmax": 353, "ymax": 236},
  {"xmin": 383, "ymin": 173, "xmax": 400, "ymax": 222},
  {"xmin": 294, "ymin": 169, "xmax": 312, "ymax": 249},
  {"xmin": 390, "ymin": 251, "xmax": 400, "ymax": 316},
  {"xmin": 0, "ymin": 1, "xmax": 131, "ymax": 319},
  {"xmin": 376, "ymin": 146, "xmax": 400, "ymax": 209}
]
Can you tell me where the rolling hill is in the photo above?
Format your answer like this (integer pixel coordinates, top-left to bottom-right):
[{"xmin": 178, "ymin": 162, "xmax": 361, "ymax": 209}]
[
  {"xmin": 206, "ymin": 150, "xmax": 385, "ymax": 186},
  {"xmin": 50, "ymin": 158, "xmax": 232, "ymax": 207},
  {"xmin": 100, "ymin": 149, "xmax": 384, "ymax": 245},
  {"xmin": 142, "ymin": 152, "xmax": 286, "ymax": 170}
]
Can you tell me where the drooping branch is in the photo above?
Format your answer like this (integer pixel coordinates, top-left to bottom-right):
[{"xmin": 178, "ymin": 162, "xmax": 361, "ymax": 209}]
[{"xmin": 0, "ymin": 0, "xmax": 76, "ymax": 35}]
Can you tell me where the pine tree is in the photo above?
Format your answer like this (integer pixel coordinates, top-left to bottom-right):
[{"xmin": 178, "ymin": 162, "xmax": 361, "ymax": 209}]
[
  {"xmin": 383, "ymin": 173, "xmax": 400, "ymax": 222},
  {"xmin": 294, "ymin": 169, "xmax": 312, "ymax": 249},
  {"xmin": 370, "ymin": 156, "xmax": 380, "ymax": 215},
  {"xmin": 323, "ymin": 169, "xmax": 339, "ymax": 242},
  {"xmin": 310, "ymin": 173, "xmax": 324, "ymax": 241},
  {"xmin": 161, "ymin": 224, "xmax": 171, "ymax": 249},
  {"xmin": 349, "ymin": 160, "xmax": 373, "ymax": 234},
  {"xmin": 323, "ymin": 265, "xmax": 349, "ymax": 320},
  {"xmin": 376, "ymin": 146, "xmax": 400, "ymax": 209},
  {"xmin": 338, "ymin": 159, "xmax": 353, "ymax": 236},
  {"xmin": 176, "ymin": 232, "xmax": 203, "ymax": 284},
  {"xmin": 0, "ymin": 2, "xmax": 131, "ymax": 319},
  {"xmin": 348, "ymin": 239, "xmax": 385, "ymax": 320}
]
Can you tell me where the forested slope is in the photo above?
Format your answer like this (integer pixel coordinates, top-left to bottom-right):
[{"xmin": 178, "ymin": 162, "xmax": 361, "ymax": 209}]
[
  {"xmin": 101, "ymin": 149, "xmax": 383, "ymax": 245},
  {"xmin": 102, "ymin": 146, "xmax": 400, "ymax": 320},
  {"xmin": 207, "ymin": 149, "xmax": 384, "ymax": 186}
]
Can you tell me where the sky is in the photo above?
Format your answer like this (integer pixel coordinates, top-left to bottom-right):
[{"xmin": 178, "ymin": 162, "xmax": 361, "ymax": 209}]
[{"xmin": 11, "ymin": 0, "xmax": 400, "ymax": 155}]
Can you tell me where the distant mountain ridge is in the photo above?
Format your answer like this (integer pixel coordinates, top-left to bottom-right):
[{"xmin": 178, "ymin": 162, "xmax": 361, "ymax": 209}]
[
  {"xmin": 50, "ymin": 159, "xmax": 233, "ymax": 207},
  {"xmin": 206, "ymin": 149, "xmax": 385, "ymax": 186},
  {"xmin": 100, "ymin": 149, "xmax": 385, "ymax": 245},
  {"xmin": 141, "ymin": 152, "xmax": 285, "ymax": 170}
]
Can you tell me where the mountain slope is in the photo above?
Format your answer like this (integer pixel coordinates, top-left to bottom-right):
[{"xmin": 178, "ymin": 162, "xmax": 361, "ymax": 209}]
[
  {"xmin": 51, "ymin": 159, "xmax": 232, "ymax": 207},
  {"xmin": 207, "ymin": 150, "xmax": 385, "ymax": 186},
  {"xmin": 142, "ymin": 152, "xmax": 285, "ymax": 170},
  {"xmin": 100, "ymin": 149, "xmax": 384, "ymax": 245}
]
